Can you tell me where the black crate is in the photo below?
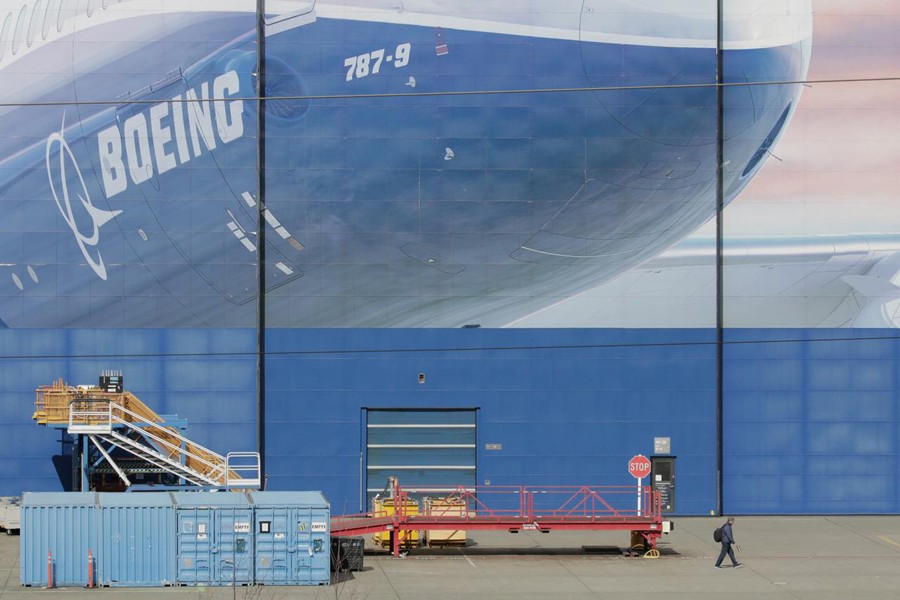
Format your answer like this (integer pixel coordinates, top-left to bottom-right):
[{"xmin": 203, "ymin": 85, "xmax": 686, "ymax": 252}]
[{"xmin": 331, "ymin": 536, "xmax": 364, "ymax": 572}]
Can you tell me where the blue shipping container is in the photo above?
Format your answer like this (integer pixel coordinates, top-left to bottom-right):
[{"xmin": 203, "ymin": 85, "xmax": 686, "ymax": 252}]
[
  {"xmin": 21, "ymin": 492, "xmax": 97, "ymax": 587},
  {"xmin": 22, "ymin": 491, "xmax": 330, "ymax": 587},
  {"xmin": 96, "ymin": 493, "xmax": 176, "ymax": 586},
  {"xmin": 22, "ymin": 492, "xmax": 177, "ymax": 588},
  {"xmin": 251, "ymin": 492, "xmax": 330, "ymax": 586},
  {"xmin": 172, "ymin": 492, "xmax": 254, "ymax": 586}
]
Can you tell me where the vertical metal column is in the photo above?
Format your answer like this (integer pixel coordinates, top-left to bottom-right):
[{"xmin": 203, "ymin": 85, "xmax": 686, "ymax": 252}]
[
  {"xmin": 715, "ymin": 0, "xmax": 725, "ymax": 516},
  {"xmin": 256, "ymin": 0, "xmax": 267, "ymax": 481},
  {"xmin": 79, "ymin": 436, "xmax": 89, "ymax": 491}
]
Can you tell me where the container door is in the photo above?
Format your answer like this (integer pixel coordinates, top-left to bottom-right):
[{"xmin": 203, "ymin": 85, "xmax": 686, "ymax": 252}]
[
  {"xmin": 214, "ymin": 509, "xmax": 252, "ymax": 585},
  {"xmin": 21, "ymin": 501, "xmax": 95, "ymax": 587},
  {"xmin": 99, "ymin": 503, "xmax": 176, "ymax": 587},
  {"xmin": 176, "ymin": 509, "xmax": 213, "ymax": 584},
  {"xmin": 291, "ymin": 508, "xmax": 314, "ymax": 584},
  {"xmin": 298, "ymin": 506, "xmax": 330, "ymax": 584},
  {"xmin": 254, "ymin": 508, "xmax": 291, "ymax": 584}
]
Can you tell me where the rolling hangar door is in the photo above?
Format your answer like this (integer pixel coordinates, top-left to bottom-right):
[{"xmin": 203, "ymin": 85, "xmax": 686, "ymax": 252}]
[{"xmin": 365, "ymin": 409, "xmax": 476, "ymax": 505}]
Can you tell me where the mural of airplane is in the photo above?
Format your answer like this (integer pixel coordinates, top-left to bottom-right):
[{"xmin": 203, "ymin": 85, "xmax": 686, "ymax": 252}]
[
  {"xmin": 506, "ymin": 234, "xmax": 900, "ymax": 328},
  {"xmin": 0, "ymin": 0, "xmax": 813, "ymax": 328}
]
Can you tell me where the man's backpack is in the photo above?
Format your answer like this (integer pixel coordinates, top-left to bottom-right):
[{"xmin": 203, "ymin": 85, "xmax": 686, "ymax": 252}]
[{"xmin": 713, "ymin": 526, "xmax": 724, "ymax": 542}]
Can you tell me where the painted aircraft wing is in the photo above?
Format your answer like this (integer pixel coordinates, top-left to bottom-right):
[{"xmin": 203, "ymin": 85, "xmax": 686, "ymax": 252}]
[{"xmin": 505, "ymin": 234, "xmax": 900, "ymax": 328}]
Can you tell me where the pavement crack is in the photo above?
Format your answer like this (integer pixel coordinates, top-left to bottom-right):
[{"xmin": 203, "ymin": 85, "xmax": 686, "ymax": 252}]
[
  {"xmin": 557, "ymin": 558, "xmax": 596, "ymax": 597},
  {"xmin": 824, "ymin": 516, "xmax": 900, "ymax": 553},
  {"xmin": 457, "ymin": 548, "xmax": 499, "ymax": 592}
]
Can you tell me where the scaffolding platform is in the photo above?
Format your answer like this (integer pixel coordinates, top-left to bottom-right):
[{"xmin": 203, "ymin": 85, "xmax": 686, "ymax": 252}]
[{"xmin": 34, "ymin": 376, "xmax": 260, "ymax": 491}]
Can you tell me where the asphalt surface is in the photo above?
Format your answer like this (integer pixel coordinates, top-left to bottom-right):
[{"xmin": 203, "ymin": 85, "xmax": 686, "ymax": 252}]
[{"xmin": 3, "ymin": 515, "xmax": 900, "ymax": 599}]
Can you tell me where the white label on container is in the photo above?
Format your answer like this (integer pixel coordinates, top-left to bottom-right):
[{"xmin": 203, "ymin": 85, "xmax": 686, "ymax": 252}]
[
  {"xmin": 274, "ymin": 532, "xmax": 285, "ymax": 540},
  {"xmin": 311, "ymin": 522, "xmax": 327, "ymax": 532},
  {"xmin": 197, "ymin": 533, "xmax": 207, "ymax": 541},
  {"xmin": 234, "ymin": 522, "xmax": 251, "ymax": 533}
]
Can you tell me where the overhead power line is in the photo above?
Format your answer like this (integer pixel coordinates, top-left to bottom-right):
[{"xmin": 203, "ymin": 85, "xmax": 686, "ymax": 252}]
[
  {"xmin": 0, "ymin": 332, "xmax": 898, "ymax": 361},
  {"xmin": 1, "ymin": 76, "xmax": 899, "ymax": 109}
]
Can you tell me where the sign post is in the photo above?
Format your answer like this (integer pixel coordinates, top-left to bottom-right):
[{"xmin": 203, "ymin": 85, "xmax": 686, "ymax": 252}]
[{"xmin": 628, "ymin": 454, "xmax": 651, "ymax": 516}]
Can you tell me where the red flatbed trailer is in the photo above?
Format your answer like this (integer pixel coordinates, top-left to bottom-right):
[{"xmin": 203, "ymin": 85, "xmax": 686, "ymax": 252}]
[{"xmin": 331, "ymin": 479, "xmax": 673, "ymax": 557}]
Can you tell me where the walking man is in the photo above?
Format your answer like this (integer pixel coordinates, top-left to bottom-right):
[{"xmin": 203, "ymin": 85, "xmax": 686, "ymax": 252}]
[{"xmin": 715, "ymin": 517, "xmax": 743, "ymax": 568}]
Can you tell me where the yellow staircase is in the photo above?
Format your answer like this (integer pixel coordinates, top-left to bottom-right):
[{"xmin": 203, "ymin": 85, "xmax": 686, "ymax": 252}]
[{"xmin": 34, "ymin": 378, "xmax": 258, "ymax": 488}]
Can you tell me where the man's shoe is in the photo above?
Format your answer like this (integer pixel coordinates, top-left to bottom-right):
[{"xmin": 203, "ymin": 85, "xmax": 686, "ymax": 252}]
[
  {"xmin": 734, "ymin": 563, "xmax": 744, "ymax": 568},
  {"xmin": 714, "ymin": 565, "xmax": 723, "ymax": 569}
]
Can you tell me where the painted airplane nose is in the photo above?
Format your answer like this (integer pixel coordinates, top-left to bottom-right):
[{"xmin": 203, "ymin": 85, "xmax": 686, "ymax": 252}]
[{"xmin": 222, "ymin": 50, "xmax": 311, "ymax": 122}]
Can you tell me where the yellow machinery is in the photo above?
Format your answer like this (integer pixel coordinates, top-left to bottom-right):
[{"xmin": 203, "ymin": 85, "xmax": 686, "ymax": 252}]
[
  {"xmin": 423, "ymin": 497, "xmax": 468, "ymax": 546},
  {"xmin": 372, "ymin": 496, "xmax": 420, "ymax": 549},
  {"xmin": 34, "ymin": 377, "xmax": 258, "ymax": 489}
]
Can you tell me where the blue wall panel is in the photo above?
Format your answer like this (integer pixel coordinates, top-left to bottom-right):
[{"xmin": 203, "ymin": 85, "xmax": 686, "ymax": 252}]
[
  {"xmin": 3, "ymin": 327, "xmax": 896, "ymax": 515},
  {"xmin": 265, "ymin": 328, "xmax": 718, "ymax": 515},
  {"xmin": 0, "ymin": 329, "xmax": 257, "ymax": 495},
  {"xmin": 724, "ymin": 330, "xmax": 900, "ymax": 514}
]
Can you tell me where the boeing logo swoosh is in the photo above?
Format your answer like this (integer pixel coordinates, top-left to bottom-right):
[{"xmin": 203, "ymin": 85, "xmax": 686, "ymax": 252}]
[{"xmin": 46, "ymin": 115, "xmax": 122, "ymax": 281}]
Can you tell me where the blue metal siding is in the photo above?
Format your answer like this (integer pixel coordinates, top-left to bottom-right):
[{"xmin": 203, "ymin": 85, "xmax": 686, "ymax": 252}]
[
  {"xmin": 175, "ymin": 509, "xmax": 215, "ymax": 584},
  {"xmin": 253, "ymin": 507, "xmax": 293, "ymax": 584},
  {"xmin": 172, "ymin": 492, "xmax": 253, "ymax": 586},
  {"xmin": 724, "ymin": 330, "xmax": 900, "ymax": 514},
  {"xmin": 96, "ymin": 493, "xmax": 176, "ymax": 587},
  {"xmin": 22, "ymin": 492, "xmax": 328, "ymax": 587},
  {"xmin": 23, "ymin": 492, "xmax": 177, "ymax": 588},
  {"xmin": 266, "ymin": 328, "xmax": 719, "ymax": 515},
  {"xmin": 6, "ymin": 328, "xmax": 900, "ymax": 516},
  {"xmin": 211, "ymin": 509, "xmax": 254, "ymax": 585},
  {"xmin": 289, "ymin": 506, "xmax": 330, "ymax": 585},
  {"xmin": 20, "ymin": 492, "xmax": 97, "ymax": 587},
  {"xmin": 250, "ymin": 492, "xmax": 331, "ymax": 585},
  {"xmin": 0, "ymin": 329, "xmax": 256, "ymax": 495},
  {"xmin": 248, "ymin": 492, "xmax": 330, "ymax": 586}
]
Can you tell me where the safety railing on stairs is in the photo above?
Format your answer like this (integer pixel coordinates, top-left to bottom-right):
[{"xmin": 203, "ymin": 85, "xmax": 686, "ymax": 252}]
[
  {"xmin": 226, "ymin": 453, "xmax": 262, "ymax": 488},
  {"xmin": 102, "ymin": 432, "xmax": 213, "ymax": 487},
  {"xmin": 68, "ymin": 400, "xmax": 113, "ymax": 434},
  {"xmin": 67, "ymin": 398, "xmax": 260, "ymax": 489}
]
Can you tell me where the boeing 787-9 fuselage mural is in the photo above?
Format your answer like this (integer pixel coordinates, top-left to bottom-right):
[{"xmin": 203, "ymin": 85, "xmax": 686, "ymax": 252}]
[{"xmin": 0, "ymin": 0, "xmax": 812, "ymax": 327}]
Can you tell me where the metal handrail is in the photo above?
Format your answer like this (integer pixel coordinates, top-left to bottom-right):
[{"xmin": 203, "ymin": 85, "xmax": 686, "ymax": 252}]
[
  {"xmin": 108, "ymin": 413, "xmax": 224, "ymax": 479},
  {"xmin": 108, "ymin": 402, "xmax": 225, "ymax": 462},
  {"xmin": 68, "ymin": 398, "xmax": 229, "ymax": 486},
  {"xmin": 68, "ymin": 398, "xmax": 113, "ymax": 432},
  {"xmin": 225, "ymin": 452, "xmax": 261, "ymax": 487},
  {"xmin": 404, "ymin": 483, "xmax": 662, "ymax": 522},
  {"xmin": 335, "ymin": 479, "xmax": 668, "ymax": 558},
  {"xmin": 104, "ymin": 432, "xmax": 210, "ymax": 487}
]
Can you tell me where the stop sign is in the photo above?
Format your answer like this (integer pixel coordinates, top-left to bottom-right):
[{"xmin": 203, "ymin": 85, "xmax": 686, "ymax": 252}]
[{"xmin": 628, "ymin": 455, "xmax": 651, "ymax": 479}]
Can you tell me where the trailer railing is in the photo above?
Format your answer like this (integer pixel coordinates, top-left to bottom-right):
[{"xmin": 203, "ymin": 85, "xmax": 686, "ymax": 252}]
[{"xmin": 331, "ymin": 478, "xmax": 669, "ymax": 557}]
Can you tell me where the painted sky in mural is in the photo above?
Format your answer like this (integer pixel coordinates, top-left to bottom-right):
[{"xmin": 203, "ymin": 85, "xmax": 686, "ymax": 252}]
[{"xmin": 516, "ymin": 0, "xmax": 900, "ymax": 328}]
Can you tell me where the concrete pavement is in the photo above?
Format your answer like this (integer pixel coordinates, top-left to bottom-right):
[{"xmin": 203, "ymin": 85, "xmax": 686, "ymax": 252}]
[{"xmin": 3, "ymin": 516, "xmax": 900, "ymax": 599}]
